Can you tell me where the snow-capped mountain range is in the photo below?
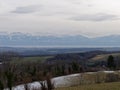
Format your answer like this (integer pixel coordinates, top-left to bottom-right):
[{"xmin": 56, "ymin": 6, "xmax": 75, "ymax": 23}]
[{"xmin": 0, "ymin": 32, "xmax": 120, "ymax": 47}]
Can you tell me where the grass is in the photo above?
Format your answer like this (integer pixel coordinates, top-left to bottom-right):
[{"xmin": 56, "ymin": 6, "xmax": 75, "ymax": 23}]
[
  {"xmin": 55, "ymin": 82, "xmax": 120, "ymax": 90},
  {"xmin": 11, "ymin": 56, "xmax": 53, "ymax": 64},
  {"xmin": 90, "ymin": 53, "xmax": 120, "ymax": 61}
]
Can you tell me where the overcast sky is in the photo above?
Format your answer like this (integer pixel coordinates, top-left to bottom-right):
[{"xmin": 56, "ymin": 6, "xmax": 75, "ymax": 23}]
[{"xmin": 0, "ymin": 0, "xmax": 120, "ymax": 37}]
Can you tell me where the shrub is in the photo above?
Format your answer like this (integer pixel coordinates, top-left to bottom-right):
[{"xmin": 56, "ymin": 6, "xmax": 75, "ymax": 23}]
[
  {"xmin": 4, "ymin": 71, "xmax": 14, "ymax": 90},
  {"xmin": 40, "ymin": 74, "xmax": 54, "ymax": 90},
  {"xmin": 105, "ymin": 73, "xmax": 120, "ymax": 82},
  {"xmin": 40, "ymin": 82, "xmax": 47, "ymax": 90},
  {"xmin": 46, "ymin": 75, "xmax": 54, "ymax": 90},
  {"xmin": 24, "ymin": 84, "xmax": 30, "ymax": 90},
  {"xmin": 0, "ymin": 80, "xmax": 4, "ymax": 90}
]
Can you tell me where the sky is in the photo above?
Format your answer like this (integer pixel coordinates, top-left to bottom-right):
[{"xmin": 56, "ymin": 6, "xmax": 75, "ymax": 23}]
[{"xmin": 0, "ymin": 0, "xmax": 120, "ymax": 37}]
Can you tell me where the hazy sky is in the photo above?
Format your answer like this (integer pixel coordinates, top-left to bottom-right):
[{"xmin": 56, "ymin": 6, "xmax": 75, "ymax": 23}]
[{"xmin": 1, "ymin": 0, "xmax": 120, "ymax": 37}]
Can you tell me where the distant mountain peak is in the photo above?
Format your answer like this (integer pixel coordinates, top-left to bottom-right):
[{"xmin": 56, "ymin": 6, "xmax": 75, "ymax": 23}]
[{"xmin": 0, "ymin": 32, "xmax": 120, "ymax": 47}]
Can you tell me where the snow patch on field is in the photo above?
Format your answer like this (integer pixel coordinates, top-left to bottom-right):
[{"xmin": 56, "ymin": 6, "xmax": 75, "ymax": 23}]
[
  {"xmin": 53, "ymin": 74, "xmax": 81, "ymax": 88},
  {"xmin": 4, "ymin": 70, "xmax": 119, "ymax": 90}
]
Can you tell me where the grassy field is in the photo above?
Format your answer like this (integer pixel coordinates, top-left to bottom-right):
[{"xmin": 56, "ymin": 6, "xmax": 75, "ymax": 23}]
[
  {"xmin": 90, "ymin": 53, "xmax": 120, "ymax": 61},
  {"xmin": 55, "ymin": 82, "xmax": 120, "ymax": 90},
  {"xmin": 10, "ymin": 52, "xmax": 120, "ymax": 64},
  {"xmin": 11, "ymin": 56, "xmax": 53, "ymax": 64}
]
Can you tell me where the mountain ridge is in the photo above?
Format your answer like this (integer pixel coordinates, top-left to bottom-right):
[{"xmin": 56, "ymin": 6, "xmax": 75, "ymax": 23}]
[{"xmin": 1, "ymin": 32, "xmax": 120, "ymax": 47}]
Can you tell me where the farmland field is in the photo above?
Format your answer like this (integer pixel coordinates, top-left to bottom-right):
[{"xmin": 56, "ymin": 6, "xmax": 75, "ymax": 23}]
[
  {"xmin": 11, "ymin": 56, "xmax": 53, "ymax": 64},
  {"xmin": 90, "ymin": 53, "xmax": 120, "ymax": 61},
  {"xmin": 55, "ymin": 82, "xmax": 120, "ymax": 90}
]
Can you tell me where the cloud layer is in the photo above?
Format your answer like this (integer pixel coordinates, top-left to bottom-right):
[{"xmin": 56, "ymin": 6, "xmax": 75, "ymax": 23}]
[
  {"xmin": 70, "ymin": 13, "xmax": 118, "ymax": 21},
  {"xmin": 11, "ymin": 5, "xmax": 42, "ymax": 14},
  {"xmin": 0, "ymin": 0, "xmax": 120, "ymax": 37}
]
